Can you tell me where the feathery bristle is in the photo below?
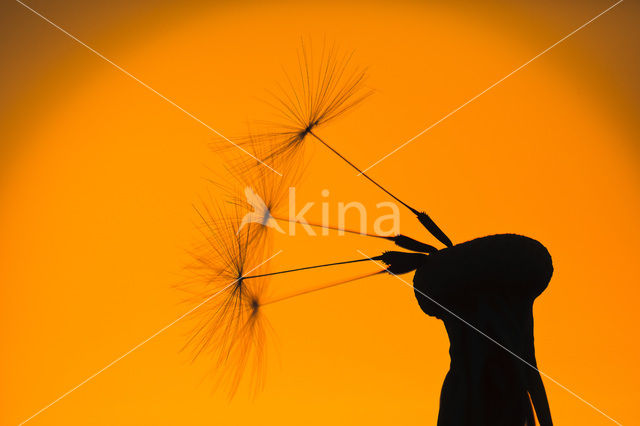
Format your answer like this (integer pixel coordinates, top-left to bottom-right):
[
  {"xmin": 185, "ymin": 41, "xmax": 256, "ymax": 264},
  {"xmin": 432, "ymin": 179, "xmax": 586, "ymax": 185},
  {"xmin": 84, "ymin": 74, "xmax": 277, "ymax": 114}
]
[
  {"xmin": 214, "ymin": 42, "xmax": 372, "ymax": 171},
  {"xmin": 268, "ymin": 41, "xmax": 372, "ymax": 140},
  {"xmin": 230, "ymin": 140, "xmax": 303, "ymax": 223},
  {"xmin": 183, "ymin": 203, "xmax": 272, "ymax": 397},
  {"xmin": 209, "ymin": 137, "xmax": 304, "ymax": 245}
]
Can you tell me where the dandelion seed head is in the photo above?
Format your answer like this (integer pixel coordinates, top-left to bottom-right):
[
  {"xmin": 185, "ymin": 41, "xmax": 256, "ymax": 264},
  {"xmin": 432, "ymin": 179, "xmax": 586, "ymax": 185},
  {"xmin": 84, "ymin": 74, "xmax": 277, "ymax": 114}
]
[
  {"xmin": 181, "ymin": 202, "xmax": 274, "ymax": 397},
  {"xmin": 213, "ymin": 41, "xmax": 373, "ymax": 172}
]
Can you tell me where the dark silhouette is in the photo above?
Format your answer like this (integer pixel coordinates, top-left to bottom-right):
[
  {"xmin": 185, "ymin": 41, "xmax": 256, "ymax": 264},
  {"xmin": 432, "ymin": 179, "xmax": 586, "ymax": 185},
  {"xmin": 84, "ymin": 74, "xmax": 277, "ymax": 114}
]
[{"xmin": 413, "ymin": 234, "xmax": 553, "ymax": 426}]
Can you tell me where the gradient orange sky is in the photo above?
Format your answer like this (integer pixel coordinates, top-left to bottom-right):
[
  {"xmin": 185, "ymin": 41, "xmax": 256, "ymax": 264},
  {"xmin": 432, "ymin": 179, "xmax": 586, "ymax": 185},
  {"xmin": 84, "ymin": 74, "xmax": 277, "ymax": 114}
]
[{"xmin": 1, "ymin": 1, "xmax": 639, "ymax": 425}]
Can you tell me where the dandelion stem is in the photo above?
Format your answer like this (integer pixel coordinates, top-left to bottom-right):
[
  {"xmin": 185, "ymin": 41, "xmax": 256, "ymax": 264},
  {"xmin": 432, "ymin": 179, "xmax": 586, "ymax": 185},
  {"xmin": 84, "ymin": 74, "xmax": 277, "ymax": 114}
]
[
  {"xmin": 261, "ymin": 270, "xmax": 385, "ymax": 305},
  {"xmin": 244, "ymin": 257, "xmax": 382, "ymax": 280},
  {"xmin": 308, "ymin": 131, "xmax": 453, "ymax": 247},
  {"xmin": 272, "ymin": 215, "xmax": 388, "ymax": 239},
  {"xmin": 309, "ymin": 131, "xmax": 416, "ymax": 212},
  {"xmin": 272, "ymin": 216, "xmax": 437, "ymax": 253}
]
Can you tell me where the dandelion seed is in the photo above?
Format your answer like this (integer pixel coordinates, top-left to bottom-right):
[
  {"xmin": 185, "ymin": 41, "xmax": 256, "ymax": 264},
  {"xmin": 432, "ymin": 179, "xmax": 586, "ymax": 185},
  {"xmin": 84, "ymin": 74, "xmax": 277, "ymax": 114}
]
[
  {"xmin": 183, "ymin": 203, "xmax": 272, "ymax": 396},
  {"xmin": 183, "ymin": 198, "xmax": 430, "ymax": 395},
  {"xmin": 218, "ymin": 42, "xmax": 453, "ymax": 247}
]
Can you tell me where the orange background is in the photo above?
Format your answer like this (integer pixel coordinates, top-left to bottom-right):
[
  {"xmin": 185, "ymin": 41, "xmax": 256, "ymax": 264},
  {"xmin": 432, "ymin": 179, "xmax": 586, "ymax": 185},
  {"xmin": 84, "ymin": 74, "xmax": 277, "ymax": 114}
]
[{"xmin": 1, "ymin": 0, "xmax": 639, "ymax": 424}]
